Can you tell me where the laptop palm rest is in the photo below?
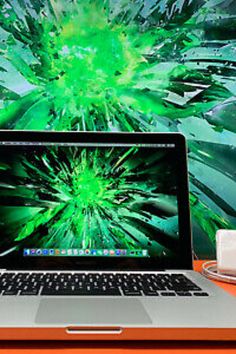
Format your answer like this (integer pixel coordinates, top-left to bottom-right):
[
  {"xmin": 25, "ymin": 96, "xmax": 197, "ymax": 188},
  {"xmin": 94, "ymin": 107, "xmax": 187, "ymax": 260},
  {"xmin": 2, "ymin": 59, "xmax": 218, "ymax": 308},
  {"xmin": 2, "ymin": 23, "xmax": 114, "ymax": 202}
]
[{"xmin": 35, "ymin": 298, "xmax": 152, "ymax": 325}]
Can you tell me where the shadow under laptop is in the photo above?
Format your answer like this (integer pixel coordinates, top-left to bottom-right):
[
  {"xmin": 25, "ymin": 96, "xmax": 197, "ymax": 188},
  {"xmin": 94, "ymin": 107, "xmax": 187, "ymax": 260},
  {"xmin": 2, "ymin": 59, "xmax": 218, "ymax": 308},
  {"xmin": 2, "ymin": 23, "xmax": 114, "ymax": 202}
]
[{"xmin": 0, "ymin": 340, "xmax": 236, "ymax": 352}]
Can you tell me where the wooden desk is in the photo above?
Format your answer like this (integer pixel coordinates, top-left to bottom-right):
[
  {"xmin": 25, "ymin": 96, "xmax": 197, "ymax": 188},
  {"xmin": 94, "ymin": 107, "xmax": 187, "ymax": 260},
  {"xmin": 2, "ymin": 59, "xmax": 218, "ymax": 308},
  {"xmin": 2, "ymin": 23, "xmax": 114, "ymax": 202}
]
[{"xmin": 0, "ymin": 261, "xmax": 236, "ymax": 353}]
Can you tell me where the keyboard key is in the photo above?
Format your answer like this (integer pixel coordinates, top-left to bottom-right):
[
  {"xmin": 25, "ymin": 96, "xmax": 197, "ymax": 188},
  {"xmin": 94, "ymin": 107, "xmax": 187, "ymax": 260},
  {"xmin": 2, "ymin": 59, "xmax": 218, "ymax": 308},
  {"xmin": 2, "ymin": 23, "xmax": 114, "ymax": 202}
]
[
  {"xmin": 176, "ymin": 292, "xmax": 192, "ymax": 296},
  {"xmin": 41, "ymin": 286, "xmax": 122, "ymax": 296},
  {"xmin": 160, "ymin": 292, "xmax": 176, "ymax": 296},
  {"xmin": 193, "ymin": 292, "xmax": 209, "ymax": 297},
  {"xmin": 2, "ymin": 290, "xmax": 18, "ymax": 296},
  {"xmin": 143, "ymin": 290, "xmax": 159, "ymax": 296},
  {"xmin": 1, "ymin": 273, "xmax": 16, "ymax": 278},
  {"xmin": 123, "ymin": 290, "xmax": 142, "ymax": 296},
  {"xmin": 19, "ymin": 289, "xmax": 40, "ymax": 296}
]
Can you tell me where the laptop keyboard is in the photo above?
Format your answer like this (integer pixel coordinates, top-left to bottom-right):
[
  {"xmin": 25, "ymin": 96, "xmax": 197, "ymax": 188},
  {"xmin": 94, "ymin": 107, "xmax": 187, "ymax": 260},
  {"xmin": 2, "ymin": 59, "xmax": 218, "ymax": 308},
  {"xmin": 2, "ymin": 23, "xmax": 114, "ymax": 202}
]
[{"xmin": 0, "ymin": 272, "xmax": 208, "ymax": 297}]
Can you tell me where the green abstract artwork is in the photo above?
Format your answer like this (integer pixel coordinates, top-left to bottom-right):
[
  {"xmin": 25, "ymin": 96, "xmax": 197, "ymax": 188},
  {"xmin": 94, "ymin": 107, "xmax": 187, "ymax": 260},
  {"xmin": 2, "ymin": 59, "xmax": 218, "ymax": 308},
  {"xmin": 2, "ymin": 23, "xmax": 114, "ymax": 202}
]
[
  {"xmin": 0, "ymin": 145, "xmax": 179, "ymax": 260},
  {"xmin": 0, "ymin": 0, "xmax": 236, "ymax": 257}
]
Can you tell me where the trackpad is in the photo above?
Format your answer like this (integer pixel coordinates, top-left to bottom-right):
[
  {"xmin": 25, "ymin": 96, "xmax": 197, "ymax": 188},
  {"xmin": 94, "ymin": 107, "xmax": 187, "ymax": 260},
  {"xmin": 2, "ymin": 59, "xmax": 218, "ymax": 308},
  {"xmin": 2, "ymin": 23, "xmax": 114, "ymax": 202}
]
[{"xmin": 35, "ymin": 298, "xmax": 152, "ymax": 325}]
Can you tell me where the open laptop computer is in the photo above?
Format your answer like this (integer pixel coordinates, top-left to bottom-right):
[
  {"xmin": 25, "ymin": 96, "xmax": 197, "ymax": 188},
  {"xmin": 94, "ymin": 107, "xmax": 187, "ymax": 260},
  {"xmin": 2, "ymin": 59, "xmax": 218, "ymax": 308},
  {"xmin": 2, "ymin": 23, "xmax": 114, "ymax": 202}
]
[{"xmin": 0, "ymin": 130, "xmax": 235, "ymax": 341}]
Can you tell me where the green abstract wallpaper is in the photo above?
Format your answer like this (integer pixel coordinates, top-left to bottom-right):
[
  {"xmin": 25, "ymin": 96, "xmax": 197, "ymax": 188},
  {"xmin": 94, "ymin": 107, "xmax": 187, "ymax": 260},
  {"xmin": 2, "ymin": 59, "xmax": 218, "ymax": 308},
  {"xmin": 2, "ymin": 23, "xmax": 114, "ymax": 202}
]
[
  {"xmin": 0, "ymin": 0, "xmax": 236, "ymax": 257},
  {"xmin": 0, "ymin": 145, "xmax": 179, "ymax": 259}
]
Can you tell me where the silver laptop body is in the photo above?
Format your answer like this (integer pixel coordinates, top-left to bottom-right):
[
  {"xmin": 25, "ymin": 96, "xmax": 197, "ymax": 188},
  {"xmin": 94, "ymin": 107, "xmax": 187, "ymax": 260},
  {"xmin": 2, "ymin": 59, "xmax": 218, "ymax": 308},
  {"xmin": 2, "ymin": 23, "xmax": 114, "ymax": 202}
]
[{"xmin": 0, "ymin": 131, "xmax": 235, "ymax": 341}]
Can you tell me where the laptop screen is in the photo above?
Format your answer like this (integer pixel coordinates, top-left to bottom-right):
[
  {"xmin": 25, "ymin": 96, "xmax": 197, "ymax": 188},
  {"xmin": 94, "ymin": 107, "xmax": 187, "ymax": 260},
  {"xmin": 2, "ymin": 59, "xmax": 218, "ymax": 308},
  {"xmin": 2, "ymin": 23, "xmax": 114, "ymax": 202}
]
[{"xmin": 0, "ymin": 132, "xmax": 192, "ymax": 270}]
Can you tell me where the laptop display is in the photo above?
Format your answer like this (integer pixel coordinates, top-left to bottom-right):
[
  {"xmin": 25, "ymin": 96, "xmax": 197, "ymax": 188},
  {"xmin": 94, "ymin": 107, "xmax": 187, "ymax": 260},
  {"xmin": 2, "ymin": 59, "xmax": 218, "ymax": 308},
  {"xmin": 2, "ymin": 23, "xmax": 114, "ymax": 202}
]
[{"xmin": 0, "ymin": 132, "xmax": 192, "ymax": 270}]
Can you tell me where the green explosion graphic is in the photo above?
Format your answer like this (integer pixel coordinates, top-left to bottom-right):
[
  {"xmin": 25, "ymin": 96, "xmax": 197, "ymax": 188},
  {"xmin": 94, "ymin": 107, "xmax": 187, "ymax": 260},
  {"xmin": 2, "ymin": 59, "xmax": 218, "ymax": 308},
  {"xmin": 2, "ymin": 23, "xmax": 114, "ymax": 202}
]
[
  {"xmin": 0, "ymin": 146, "xmax": 179, "ymax": 258},
  {"xmin": 0, "ymin": 0, "xmax": 236, "ymax": 257}
]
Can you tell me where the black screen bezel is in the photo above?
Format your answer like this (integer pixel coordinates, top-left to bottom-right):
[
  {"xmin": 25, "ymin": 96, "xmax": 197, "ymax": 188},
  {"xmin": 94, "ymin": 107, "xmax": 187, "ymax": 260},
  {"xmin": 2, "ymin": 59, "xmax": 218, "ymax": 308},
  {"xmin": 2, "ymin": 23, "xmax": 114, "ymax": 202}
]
[{"xmin": 0, "ymin": 131, "xmax": 193, "ymax": 271}]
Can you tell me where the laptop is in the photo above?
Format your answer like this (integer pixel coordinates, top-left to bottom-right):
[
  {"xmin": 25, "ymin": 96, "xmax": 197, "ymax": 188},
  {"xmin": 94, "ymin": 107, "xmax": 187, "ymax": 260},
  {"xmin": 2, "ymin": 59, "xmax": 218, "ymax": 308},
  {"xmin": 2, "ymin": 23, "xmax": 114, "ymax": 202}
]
[{"xmin": 0, "ymin": 130, "xmax": 235, "ymax": 341}]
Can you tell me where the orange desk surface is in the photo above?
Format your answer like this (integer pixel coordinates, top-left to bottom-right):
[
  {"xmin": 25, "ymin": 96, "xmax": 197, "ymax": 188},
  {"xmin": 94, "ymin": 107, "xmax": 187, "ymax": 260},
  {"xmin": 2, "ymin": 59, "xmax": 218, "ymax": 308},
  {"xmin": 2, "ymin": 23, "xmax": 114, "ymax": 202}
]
[{"xmin": 0, "ymin": 261, "xmax": 236, "ymax": 354}]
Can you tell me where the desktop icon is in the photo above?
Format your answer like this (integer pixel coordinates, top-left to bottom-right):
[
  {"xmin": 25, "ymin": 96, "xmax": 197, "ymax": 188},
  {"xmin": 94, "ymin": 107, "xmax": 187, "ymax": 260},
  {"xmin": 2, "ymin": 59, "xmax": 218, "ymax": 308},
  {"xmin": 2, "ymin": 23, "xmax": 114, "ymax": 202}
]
[
  {"xmin": 49, "ymin": 249, "xmax": 54, "ymax": 256},
  {"xmin": 23, "ymin": 249, "xmax": 30, "ymax": 256},
  {"xmin": 91, "ymin": 249, "xmax": 97, "ymax": 256},
  {"xmin": 136, "ymin": 250, "xmax": 143, "ymax": 257},
  {"xmin": 110, "ymin": 250, "xmax": 115, "ymax": 256},
  {"xmin": 79, "ymin": 249, "xmax": 84, "ymax": 255},
  {"xmin": 103, "ymin": 249, "xmax": 109, "ymax": 256},
  {"xmin": 115, "ymin": 249, "xmax": 121, "ymax": 256},
  {"xmin": 42, "ymin": 249, "xmax": 48, "ymax": 255},
  {"xmin": 36, "ymin": 249, "xmax": 42, "ymax": 256}
]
